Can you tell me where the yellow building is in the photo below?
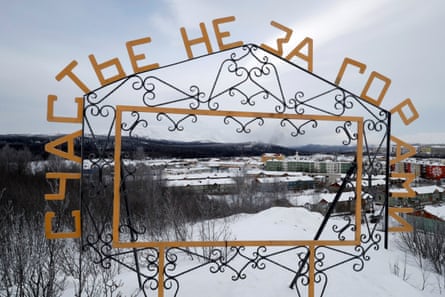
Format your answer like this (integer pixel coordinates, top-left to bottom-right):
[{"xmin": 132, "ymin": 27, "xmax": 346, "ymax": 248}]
[{"xmin": 261, "ymin": 153, "xmax": 285, "ymax": 163}]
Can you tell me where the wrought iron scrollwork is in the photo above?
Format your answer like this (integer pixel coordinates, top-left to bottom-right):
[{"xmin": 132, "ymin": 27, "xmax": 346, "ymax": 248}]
[
  {"xmin": 162, "ymin": 245, "xmax": 308, "ymax": 297},
  {"xmin": 223, "ymin": 116, "xmax": 264, "ymax": 134},
  {"xmin": 280, "ymin": 118, "xmax": 318, "ymax": 137},
  {"xmin": 130, "ymin": 75, "xmax": 205, "ymax": 110},
  {"xmin": 156, "ymin": 113, "xmax": 198, "ymax": 132},
  {"xmin": 336, "ymin": 121, "xmax": 358, "ymax": 145},
  {"xmin": 121, "ymin": 111, "xmax": 148, "ymax": 137},
  {"xmin": 80, "ymin": 42, "xmax": 391, "ymax": 297}
]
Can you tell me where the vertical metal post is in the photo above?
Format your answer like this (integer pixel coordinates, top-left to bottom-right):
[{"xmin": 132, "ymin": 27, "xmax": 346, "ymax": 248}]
[
  {"xmin": 120, "ymin": 159, "xmax": 143, "ymax": 290},
  {"xmin": 384, "ymin": 112, "xmax": 391, "ymax": 249},
  {"xmin": 78, "ymin": 96, "xmax": 86, "ymax": 297}
]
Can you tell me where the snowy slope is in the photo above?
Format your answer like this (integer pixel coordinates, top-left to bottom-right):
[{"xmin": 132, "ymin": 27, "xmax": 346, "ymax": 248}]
[{"xmin": 64, "ymin": 207, "xmax": 443, "ymax": 297}]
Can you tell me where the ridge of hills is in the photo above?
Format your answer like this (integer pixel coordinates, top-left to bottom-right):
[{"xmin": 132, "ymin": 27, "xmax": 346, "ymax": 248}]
[{"xmin": 0, "ymin": 134, "xmax": 358, "ymax": 159}]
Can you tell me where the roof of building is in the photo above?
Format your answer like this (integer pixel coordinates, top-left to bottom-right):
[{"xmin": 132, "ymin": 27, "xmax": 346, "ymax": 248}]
[
  {"xmin": 424, "ymin": 205, "xmax": 445, "ymax": 220},
  {"xmin": 256, "ymin": 175, "xmax": 314, "ymax": 184},
  {"xmin": 318, "ymin": 191, "xmax": 371, "ymax": 203},
  {"xmin": 389, "ymin": 185, "xmax": 444, "ymax": 195},
  {"xmin": 165, "ymin": 177, "xmax": 236, "ymax": 187}
]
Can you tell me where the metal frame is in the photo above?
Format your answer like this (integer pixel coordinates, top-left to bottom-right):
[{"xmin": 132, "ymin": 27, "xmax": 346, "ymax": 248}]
[{"xmin": 81, "ymin": 44, "xmax": 390, "ymax": 297}]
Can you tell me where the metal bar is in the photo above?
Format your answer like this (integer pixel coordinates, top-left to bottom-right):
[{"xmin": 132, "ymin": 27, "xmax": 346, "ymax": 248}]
[
  {"xmin": 120, "ymin": 158, "xmax": 143, "ymax": 290},
  {"xmin": 79, "ymin": 96, "xmax": 86, "ymax": 297},
  {"xmin": 384, "ymin": 112, "xmax": 391, "ymax": 248},
  {"xmin": 289, "ymin": 159, "xmax": 357, "ymax": 289}
]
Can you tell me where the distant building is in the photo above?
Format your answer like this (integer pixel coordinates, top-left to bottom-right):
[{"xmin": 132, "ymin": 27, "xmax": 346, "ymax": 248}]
[
  {"xmin": 256, "ymin": 175, "xmax": 314, "ymax": 192},
  {"xmin": 391, "ymin": 158, "xmax": 445, "ymax": 180},
  {"xmin": 261, "ymin": 153, "xmax": 285, "ymax": 163},
  {"xmin": 309, "ymin": 191, "xmax": 372, "ymax": 215},
  {"xmin": 265, "ymin": 158, "xmax": 352, "ymax": 174},
  {"xmin": 388, "ymin": 185, "xmax": 445, "ymax": 207},
  {"xmin": 405, "ymin": 209, "xmax": 444, "ymax": 233}
]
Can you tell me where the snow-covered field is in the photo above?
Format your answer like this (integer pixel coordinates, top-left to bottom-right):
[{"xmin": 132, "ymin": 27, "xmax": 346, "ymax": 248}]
[{"xmin": 62, "ymin": 206, "xmax": 445, "ymax": 297}]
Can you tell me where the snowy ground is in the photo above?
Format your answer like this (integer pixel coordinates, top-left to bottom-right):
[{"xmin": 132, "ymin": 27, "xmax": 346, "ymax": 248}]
[{"xmin": 63, "ymin": 207, "xmax": 444, "ymax": 297}]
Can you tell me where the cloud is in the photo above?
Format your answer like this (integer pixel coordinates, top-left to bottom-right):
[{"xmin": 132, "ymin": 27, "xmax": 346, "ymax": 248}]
[{"xmin": 0, "ymin": 0, "xmax": 444, "ymax": 146}]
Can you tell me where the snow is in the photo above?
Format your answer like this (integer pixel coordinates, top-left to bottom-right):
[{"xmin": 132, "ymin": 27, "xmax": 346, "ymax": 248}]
[
  {"xmin": 424, "ymin": 204, "xmax": 445, "ymax": 220},
  {"xmin": 61, "ymin": 206, "xmax": 445, "ymax": 297},
  {"xmin": 165, "ymin": 177, "xmax": 236, "ymax": 187},
  {"xmin": 390, "ymin": 185, "xmax": 445, "ymax": 195}
]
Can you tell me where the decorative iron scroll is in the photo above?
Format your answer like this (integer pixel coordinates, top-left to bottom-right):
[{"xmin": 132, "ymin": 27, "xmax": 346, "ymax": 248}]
[{"xmin": 81, "ymin": 44, "xmax": 390, "ymax": 297}]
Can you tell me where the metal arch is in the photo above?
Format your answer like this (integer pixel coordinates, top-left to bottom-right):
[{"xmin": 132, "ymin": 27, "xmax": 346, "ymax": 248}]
[{"xmin": 80, "ymin": 43, "xmax": 391, "ymax": 297}]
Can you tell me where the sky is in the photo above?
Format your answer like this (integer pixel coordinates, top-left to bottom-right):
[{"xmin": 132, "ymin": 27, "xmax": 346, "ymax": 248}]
[{"xmin": 1, "ymin": 0, "xmax": 444, "ymax": 145}]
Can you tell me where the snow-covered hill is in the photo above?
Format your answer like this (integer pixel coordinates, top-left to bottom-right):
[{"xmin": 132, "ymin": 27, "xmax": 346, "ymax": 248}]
[{"xmin": 63, "ymin": 207, "xmax": 443, "ymax": 297}]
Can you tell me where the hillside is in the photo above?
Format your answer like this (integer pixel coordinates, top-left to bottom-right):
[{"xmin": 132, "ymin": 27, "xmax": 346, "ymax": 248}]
[{"xmin": 61, "ymin": 207, "xmax": 442, "ymax": 297}]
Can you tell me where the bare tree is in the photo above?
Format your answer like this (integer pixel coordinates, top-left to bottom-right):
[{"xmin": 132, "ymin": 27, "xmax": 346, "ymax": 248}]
[
  {"xmin": 398, "ymin": 219, "xmax": 445, "ymax": 291},
  {"xmin": 0, "ymin": 204, "xmax": 66, "ymax": 297}
]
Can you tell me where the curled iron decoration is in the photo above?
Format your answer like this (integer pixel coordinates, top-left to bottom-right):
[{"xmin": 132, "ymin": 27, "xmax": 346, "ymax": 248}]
[
  {"xmin": 289, "ymin": 91, "xmax": 306, "ymax": 115},
  {"xmin": 84, "ymin": 156, "xmax": 114, "ymax": 197},
  {"xmin": 121, "ymin": 111, "xmax": 149, "ymax": 138},
  {"xmin": 156, "ymin": 113, "xmax": 198, "ymax": 132},
  {"xmin": 280, "ymin": 118, "xmax": 318, "ymax": 137},
  {"xmin": 207, "ymin": 47, "xmax": 250, "ymax": 111},
  {"xmin": 335, "ymin": 121, "xmax": 358, "ymax": 145},
  {"xmin": 333, "ymin": 90, "xmax": 355, "ymax": 115},
  {"xmin": 83, "ymin": 223, "xmax": 114, "ymax": 269},
  {"xmin": 228, "ymin": 87, "xmax": 270, "ymax": 107},
  {"xmin": 118, "ymin": 223, "xmax": 147, "ymax": 243},
  {"xmin": 361, "ymin": 119, "xmax": 387, "ymax": 178},
  {"xmin": 364, "ymin": 118, "xmax": 387, "ymax": 134},
  {"xmin": 140, "ymin": 249, "xmax": 160, "ymax": 292},
  {"xmin": 313, "ymin": 251, "xmax": 329, "ymax": 297},
  {"xmin": 331, "ymin": 215, "xmax": 356, "ymax": 241},
  {"xmin": 85, "ymin": 103, "xmax": 116, "ymax": 119},
  {"xmin": 208, "ymin": 44, "xmax": 288, "ymax": 113},
  {"xmin": 293, "ymin": 248, "xmax": 311, "ymax": 297},
  {"xmin": 248, "ymin": 54, "xmax": 287, "ymax": 114},
  {"xmin": 288, "ymin": 88, "xmax": 356, "ymax": 117},
  {"xmin": 223, "ymin": 116, "xmax": 264, "ymax": 133},
  {"xmin": 163, "ymin": 245, "xmax": 306, "ymax": 297},
  {"xmin": 130, "ymin": 75, "xmax": 205, "ymax": 110},
  {"xmin": 360, "ymin": 206, "xmax": 384, "ymax": 248},
  {"xmin": 303, "ymin": 215, "xmax": 383, "ymax": 296}
]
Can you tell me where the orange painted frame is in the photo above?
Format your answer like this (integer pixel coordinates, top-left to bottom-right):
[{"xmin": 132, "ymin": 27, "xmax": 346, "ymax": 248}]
[{"xmin": 112, "ymin": 105, "xmax": 364, "ymax": 249}]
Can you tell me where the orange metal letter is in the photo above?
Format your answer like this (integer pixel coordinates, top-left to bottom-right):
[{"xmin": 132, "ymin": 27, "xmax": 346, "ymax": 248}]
[
  {"xmin": 45, "ymin": 172, "xmax": 81, "ymax": 200},
  {"xmin": 260, "ymin": 21, "xmax": 293, "ymax": 56},
  {"xmin": 44, "ymin": 130, "xmax": 82, "ymax": 163},
  {"xmin": 335, "ymin": 57, "xmax": 366, "ymax": 85},
  {"xmin": 89, "ymin": 54, "xmax": 127, "ymax": 86},
  {"xmin": 126, "ymin": 36, "xmax": 160, "ymax": 73},
  {"xmin": 180, "ymin": 22, "xmax": 213, "ymax": 59},
  {"xmin": 285, "ymin": 37, "xmax": 314, "ymax": 73},
  {"xmin": 47, "ymin": 95, "xmax": 83, "ymax": 123},
  {"xmin": 55, "ymin": 60, "xmax": 91, "ymax": 94},
  {"xmin": 390, "ymin": 135, "xmax": 417, "ymax": 165},
  {"xmin": 360, "ymin": 71, "xmax": 391, "ymax": 107},
  {"xmin": 388, "ymin": 207, "xmax": 413, "ymax": 232},
  {"xmin": 212, "ymin": 16, "xmax": 243, "ymax": 51},
  {"xmin": 390, "ymin": 172, "xmax": 416, "ymax": 198},
  {"xmin": 390, "ymin": 98, "xmax": 419, "ymax": 126},
  {"xmin": 45, "ymin": 210, "xmax": 81, "ymax": 239}
]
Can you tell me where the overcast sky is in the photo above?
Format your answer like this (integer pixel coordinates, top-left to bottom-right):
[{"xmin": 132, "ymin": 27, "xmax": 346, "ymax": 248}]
[{"xmin": 1, "ymin": 0, "xmax": 444, "ymax": 145}]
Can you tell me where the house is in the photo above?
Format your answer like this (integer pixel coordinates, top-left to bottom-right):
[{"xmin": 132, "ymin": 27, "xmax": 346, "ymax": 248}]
[
  {"xmin": 256, "ymin": 175, "xmax": 314, "ymax": 192},
  {"xmin": 405, "ymin": 208, "xmax": 445, "ymax": 233},
  {"xmin": 311, "ymin": 191, "xmax": 371, "ymax": 215},
  {"xmin": 389, "ymin": 185, "xmax": 445, "ymax": 207}
]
